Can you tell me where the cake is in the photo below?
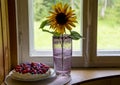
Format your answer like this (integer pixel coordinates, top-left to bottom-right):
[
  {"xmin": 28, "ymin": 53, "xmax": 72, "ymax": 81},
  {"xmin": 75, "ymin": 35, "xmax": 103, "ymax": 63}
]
[{"xmin": 11, "ymin": 62, "xmax": 51, "ymax": 81}]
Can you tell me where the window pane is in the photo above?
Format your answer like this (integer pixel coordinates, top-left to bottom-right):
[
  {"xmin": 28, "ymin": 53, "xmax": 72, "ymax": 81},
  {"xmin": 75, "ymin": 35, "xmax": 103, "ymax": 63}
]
[
  {"xmin": 97, "ymin": 0, "xmax": 120, "ymax": 55},
  {"xmin": 30, "ymin": 0, "xmax": 82, "ymax": 56}
]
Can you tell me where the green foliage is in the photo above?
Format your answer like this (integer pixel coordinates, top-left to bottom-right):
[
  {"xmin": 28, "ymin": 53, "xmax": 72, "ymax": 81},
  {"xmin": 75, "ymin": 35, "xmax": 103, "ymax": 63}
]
[
  {"xmin": 33, "ymin": 0, "xmax": 81, "ymax": 21},
  {"xmin": 98, "ymin": 0, "xmax": 120, "ymax": 26},
  {"xmin": 39, "ymin": 20, "xmax": 48, "ymax": 29},
  {"xmin": 34, "ymin": 0, "xmax": 120, "ymax": 25},
  {"xmin": 70, "ymin": 31, "xmax": 82, "ymax": 40},
  {"xmin": 33, "ymin": 0, "xmax": 55, "ymax": 21},
  {"xmin": 39, "ymin": 20, "xmax": 60, "ymax": 36}
]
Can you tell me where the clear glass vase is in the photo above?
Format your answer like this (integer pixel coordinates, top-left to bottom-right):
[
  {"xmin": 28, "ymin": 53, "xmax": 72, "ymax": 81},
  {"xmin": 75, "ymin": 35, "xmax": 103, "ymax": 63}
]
[{"xmin": 53, "ymin": 34, "xmax": 72, "ymax": 76}]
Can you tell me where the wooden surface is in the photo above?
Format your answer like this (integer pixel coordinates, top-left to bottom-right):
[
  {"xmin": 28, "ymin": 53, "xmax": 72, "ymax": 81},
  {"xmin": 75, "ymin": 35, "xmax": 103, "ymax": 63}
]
[
  {"xmin": 5, "ymin": 68, "xmax": 120, "ymax": 85},
  {"xmin": 0, "ymin": 1, "xmax": 4, "ymax": 83},
  {"xmin": 1, "ymin": 0, "xmax": 11, "ymax": 76},
  {"xmin": 8, "ymin": 0, "xmax": 18, "ymax": 69},
  {"xmin": 71, "ymin": 68, "xmax": 120, "ymax": 85},
  {"xmin": 0, "ymin": 0, "xmax": 11, "ymax": 84}
]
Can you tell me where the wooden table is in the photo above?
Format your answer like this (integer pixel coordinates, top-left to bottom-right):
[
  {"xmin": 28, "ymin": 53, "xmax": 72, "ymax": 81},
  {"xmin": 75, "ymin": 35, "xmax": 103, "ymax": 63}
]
[{"xmin": 5, "ymin": 68, "xmax": 120, "ymax": 85}]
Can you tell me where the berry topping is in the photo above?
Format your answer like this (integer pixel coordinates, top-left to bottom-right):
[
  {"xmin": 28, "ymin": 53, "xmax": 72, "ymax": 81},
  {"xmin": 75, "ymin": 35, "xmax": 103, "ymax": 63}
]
[{"xmin": 14, "ymin": 62, "xmax": 50, "ymax": 74}]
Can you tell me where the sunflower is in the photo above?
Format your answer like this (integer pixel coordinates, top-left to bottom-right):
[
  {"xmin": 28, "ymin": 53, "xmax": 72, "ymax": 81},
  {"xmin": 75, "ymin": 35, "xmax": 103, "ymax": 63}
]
[{"xmin": 47, "ymin": 2, "xmax": 77, "ymax": 34}]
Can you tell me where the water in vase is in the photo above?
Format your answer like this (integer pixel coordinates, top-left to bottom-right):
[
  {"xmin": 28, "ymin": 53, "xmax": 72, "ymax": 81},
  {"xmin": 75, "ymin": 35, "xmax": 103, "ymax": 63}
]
[{"xmin": 53, "ymin": 35, "xmax": 72, "ymax": 76}]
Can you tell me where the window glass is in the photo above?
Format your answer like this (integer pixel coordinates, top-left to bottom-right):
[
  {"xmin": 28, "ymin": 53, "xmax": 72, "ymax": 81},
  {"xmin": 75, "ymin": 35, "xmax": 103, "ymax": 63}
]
[
  {"xmin": 97, "ymin": 0, "xmax": 120, "ymax": 55},
  {"xmin": 30, "ymin": 0, "xmax": 82, "ymax": 56}
]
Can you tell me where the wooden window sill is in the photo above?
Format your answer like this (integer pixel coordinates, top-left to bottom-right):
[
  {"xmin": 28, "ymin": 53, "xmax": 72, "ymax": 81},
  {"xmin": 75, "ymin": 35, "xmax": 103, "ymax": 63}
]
[
  {"xmin": 5, "ymin": 68, "xmax": 120, "ymax": 85},
  {"xmin": 70, "ymin": 68, "xmax": 120, "ymax": 85}
]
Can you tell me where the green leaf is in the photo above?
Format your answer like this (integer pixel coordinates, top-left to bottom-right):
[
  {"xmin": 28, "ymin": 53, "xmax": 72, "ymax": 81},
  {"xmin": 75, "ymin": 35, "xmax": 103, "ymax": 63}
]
[
  {"xmin": 53, "ymin": 32, "xmax": 60, "ymax": 36},
  {"xmin": 42, "ymin": 29, "xmax": 60, "ymax": 36},
  {"xmin": 42, "ymin": 29, "xmax": 54, "ymax": 34},
  {"xmin": 70, "ymin": 31, "xmax": 82, "ymax": 40},
  {"xmin": 39, "ymin": 20, "xmax": 48, "ymax": 29}
]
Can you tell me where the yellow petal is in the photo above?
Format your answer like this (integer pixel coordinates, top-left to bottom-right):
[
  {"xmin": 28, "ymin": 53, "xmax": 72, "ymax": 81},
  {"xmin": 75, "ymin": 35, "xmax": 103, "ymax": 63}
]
[
  {"xmin": 68, "ymin": 22, "xmax": 76, "ymax": 27},
  {"xmin": 47, "ymin": 2, "xmax": 77, "ymax": 34},
  {"xmin": 63, "ymin": 3, "xmax": 69, "ymax": 13},
  {"xmin": 65, "ymin": 24, "xmax": 72, "ymax": 30}
]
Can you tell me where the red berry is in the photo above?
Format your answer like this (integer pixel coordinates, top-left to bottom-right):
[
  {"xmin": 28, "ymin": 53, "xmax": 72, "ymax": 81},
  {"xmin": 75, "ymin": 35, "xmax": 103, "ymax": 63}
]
[
  {"xmin": 15, "ymin": 65, "xmax": 21, "ymax": 69},
  {"xmin": 22, "ymin": 70, "xmax": 28, "ymax": 74},
  {"xmin": 14, "ymin": 62, "xmax": 50, "ymax": 74},
  {"xmin": 15, "ymin": 69, "xmax": 19, "ymax": 72}
]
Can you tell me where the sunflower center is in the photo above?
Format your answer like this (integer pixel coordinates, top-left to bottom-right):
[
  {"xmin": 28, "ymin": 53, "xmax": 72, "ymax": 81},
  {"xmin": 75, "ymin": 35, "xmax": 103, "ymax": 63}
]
[{"xmin": 56, "ymin": 13, "xmax": 68, "ymax": 25}]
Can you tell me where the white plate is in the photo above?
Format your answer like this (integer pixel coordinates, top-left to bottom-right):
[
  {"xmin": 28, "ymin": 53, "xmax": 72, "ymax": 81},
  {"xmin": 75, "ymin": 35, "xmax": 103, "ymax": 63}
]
[{"xmin": 8, "ymin": 68, "xmax": 56, "ymax": 81}]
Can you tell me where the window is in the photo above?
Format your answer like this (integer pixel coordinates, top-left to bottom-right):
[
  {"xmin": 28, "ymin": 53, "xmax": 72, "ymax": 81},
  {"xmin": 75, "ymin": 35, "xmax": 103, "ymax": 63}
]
[
  {"xmin": 16, "ymin": 0, "xmax": 120, "ymax": 67},
  {"xmin": 29, "ymin": 0, "xmax": 82, "ymax": 56}
]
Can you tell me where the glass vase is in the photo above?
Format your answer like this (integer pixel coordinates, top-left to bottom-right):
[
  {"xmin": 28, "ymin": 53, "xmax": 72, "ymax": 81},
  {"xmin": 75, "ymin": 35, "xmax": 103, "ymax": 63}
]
[{"xmin": 53, "ymin": 34, "xmax": 72, "ymax": 76}]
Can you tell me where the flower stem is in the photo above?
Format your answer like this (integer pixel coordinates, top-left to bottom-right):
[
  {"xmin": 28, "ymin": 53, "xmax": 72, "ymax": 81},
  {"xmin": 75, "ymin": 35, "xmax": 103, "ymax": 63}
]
[{"xmin": 61, "ymin": 34, "xmax": 64, "ymax": 72}]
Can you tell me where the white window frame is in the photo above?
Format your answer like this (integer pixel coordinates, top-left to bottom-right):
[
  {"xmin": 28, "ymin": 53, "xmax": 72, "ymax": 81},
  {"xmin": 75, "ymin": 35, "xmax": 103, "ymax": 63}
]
[{"xmin": 16, "ymin": 0, "xmax": 120, "ymax": 67}]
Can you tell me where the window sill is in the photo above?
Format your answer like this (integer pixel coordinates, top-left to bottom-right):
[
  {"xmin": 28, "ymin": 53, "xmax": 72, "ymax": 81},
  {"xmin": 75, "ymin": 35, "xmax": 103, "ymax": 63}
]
[
  {"xmin": 5, "ymin": 68, "xmax": 120, "ymax": 85},
  {"xmin": 71, "ymin": 68, "xmax": 120, "ymax": 85}
]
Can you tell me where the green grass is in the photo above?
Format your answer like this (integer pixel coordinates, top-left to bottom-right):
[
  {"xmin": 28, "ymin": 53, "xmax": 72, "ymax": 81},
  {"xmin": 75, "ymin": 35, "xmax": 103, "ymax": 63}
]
[{"xmin": 97, "ymin": 20, "xmax": 120, "ymax": 50}]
